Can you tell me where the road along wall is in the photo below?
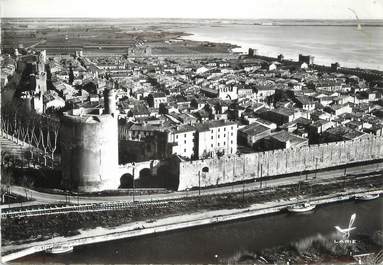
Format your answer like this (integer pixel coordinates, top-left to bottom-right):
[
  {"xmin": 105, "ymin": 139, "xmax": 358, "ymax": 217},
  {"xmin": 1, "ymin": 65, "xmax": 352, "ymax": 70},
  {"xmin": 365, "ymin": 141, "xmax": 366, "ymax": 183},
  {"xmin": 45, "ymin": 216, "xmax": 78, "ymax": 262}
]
[{"xmin": 178, "ymin": 136, "xmax": 383, "ymax": 190}]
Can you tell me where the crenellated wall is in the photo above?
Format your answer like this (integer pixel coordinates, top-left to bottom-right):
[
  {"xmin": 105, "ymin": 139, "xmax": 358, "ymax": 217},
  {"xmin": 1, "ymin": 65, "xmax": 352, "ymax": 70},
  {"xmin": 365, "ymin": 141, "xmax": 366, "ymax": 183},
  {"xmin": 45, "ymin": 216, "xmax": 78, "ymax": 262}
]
[{"xmin": 178, "ymin": 136, "xmax": 383, "ymax": 190}]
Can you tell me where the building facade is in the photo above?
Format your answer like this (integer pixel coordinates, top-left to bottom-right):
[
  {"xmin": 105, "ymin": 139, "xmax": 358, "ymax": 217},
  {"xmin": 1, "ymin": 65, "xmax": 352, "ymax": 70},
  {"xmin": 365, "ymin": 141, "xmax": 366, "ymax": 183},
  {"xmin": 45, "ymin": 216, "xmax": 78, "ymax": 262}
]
[{"xmin": 195, "ymin": 120, "xmax": 237, "ymax": 158}]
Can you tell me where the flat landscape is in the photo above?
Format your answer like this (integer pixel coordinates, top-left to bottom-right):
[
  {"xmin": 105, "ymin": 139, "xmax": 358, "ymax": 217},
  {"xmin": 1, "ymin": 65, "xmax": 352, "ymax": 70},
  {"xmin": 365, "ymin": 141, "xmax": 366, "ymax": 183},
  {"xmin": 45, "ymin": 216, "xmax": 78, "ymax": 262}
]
[{"xmin": 1, "ymin": 18, "xmax": 237, "ymax": 55}]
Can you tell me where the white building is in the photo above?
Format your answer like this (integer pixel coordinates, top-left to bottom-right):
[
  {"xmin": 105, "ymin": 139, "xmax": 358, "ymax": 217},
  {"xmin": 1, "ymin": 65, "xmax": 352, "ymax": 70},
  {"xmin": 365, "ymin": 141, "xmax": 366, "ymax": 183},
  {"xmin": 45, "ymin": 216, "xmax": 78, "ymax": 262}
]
[
  {"xmin": 256, "ymin": 86, "xmax": 276, "ymax": 102},
  {"xmin": 195, "ymin": 120, "xmax": 237, "ymax": 158},
  {"xmin": 147, "ymin": 92, "xmax": 167, "ymax": 109},
  {"xmin": 218, "ymin": 85, "xmax": 238, "ymax": 100},
  {"xmin": 168, "ymin": 125, "xmax": 195, "ymax": 158}
]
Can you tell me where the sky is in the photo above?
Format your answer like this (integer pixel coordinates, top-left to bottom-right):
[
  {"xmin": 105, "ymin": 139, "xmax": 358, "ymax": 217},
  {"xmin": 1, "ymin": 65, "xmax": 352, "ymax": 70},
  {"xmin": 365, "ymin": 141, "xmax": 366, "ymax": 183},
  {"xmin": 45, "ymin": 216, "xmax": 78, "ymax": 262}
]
[{"xmin": 1, "ymin": 0, "xmax": 383, "ymax": 19}]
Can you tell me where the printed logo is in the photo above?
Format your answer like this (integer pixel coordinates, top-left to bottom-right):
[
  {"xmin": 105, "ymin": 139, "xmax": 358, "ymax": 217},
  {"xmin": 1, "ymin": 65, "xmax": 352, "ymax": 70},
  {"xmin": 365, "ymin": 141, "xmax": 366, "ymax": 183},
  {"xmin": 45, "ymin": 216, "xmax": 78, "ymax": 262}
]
[{"xmin": 334, "ymin": 213, "xmax": 357, "ymax": 244}]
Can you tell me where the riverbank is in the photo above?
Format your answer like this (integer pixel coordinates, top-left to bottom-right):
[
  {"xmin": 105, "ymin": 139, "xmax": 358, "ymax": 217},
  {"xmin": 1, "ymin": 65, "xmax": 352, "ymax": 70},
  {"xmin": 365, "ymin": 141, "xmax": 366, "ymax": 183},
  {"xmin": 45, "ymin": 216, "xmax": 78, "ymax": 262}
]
[{"xmin": 2, "ymin": 186, "xmax": 382, "ymax": 263}]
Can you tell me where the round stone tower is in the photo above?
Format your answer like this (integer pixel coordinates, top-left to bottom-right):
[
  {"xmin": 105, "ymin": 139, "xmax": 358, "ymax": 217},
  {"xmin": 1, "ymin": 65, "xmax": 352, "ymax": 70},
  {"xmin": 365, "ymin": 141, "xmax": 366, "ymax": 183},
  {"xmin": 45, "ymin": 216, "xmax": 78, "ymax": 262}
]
[{"xmin": 60, "ymin": 87, "xmax": 119, "ymax": 192}]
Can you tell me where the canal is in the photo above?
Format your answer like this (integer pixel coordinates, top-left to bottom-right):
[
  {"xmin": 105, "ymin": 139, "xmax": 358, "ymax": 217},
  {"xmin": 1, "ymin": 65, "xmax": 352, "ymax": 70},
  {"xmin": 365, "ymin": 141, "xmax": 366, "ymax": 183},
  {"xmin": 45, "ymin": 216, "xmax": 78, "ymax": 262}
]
[{"xmin": 17, "ymin": 197, "xmax": 383, "ymax": 264}]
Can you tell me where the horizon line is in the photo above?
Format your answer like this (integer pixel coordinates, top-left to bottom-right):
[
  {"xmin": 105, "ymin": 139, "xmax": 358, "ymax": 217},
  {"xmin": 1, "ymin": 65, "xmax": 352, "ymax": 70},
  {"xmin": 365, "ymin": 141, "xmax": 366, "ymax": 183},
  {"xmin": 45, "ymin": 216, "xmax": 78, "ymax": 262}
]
[{"xmin": 2, "ymin": 17, "xmax": 383, "ymax": 21}]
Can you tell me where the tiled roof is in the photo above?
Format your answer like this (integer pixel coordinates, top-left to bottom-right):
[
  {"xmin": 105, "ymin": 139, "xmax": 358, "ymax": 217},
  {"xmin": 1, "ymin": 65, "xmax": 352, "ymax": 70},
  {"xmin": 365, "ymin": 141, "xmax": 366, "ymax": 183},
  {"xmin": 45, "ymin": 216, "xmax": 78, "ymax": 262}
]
[
  {"xmin": 239, "ymin": 123, "xmax": 270, "ymax": 136},
  {"xmin": 269, "ymin": 130, "xmax": 307, "ymax": 144},
  {"xmin": 195, "ymin": 120, "xmax": 236, "ymax": 132}
]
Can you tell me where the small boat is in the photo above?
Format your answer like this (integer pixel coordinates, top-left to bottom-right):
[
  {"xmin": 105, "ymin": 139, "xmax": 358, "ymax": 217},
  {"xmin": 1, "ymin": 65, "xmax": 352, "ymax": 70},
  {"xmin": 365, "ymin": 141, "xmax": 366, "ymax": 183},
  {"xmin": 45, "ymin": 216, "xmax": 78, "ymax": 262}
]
[
  {"xmin": 45, "ymin": 245, "xmax": 74, "ymax": 254},
  {"xmin": 287, "ymin": 202, "xmax": 316, "ymax": 213},
  {"xmin": 355, "ymin": 194, "xmax": 379, "ymax": 201}
]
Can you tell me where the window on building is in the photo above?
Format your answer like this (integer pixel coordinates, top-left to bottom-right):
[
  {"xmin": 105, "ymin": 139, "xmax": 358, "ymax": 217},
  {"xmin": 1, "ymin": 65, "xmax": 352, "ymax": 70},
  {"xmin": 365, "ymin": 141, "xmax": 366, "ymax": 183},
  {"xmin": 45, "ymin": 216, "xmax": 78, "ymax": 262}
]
[
  {"xmin": 218, "ymin": 135, "xmax": 220, "ymax": 138},
  {"xmin": 184, "ymin": 134, "xmax": 186, "ymax": 137},
  {"xmin": 224, "ymin": 142, "xmax": 226, "ymax": 145},
  {"xmin": 218, "ymin": 128, "xmax": 220, "ymax": 132},
  {"xmin": 184, "ymin": 149, "xmax": 186, "ymax": 153},
  {"xmin": 231, "ymin": 126, "xmax": 234, "ymax": 130},
  {"xmin": 184, "ymin": 140, "xmax": 186, "ymax": 144},
  {"xmin": 218, "ymin": 143, "xmax": 220, "ymax": 146},
  {"xmin": 231, "ymin": 132, "xmax": 233, "ymax": 136},
  {"xmin": 176, "ymin": 135, "xmax": 178, "ymax": 139},
  {"xmin": 231, "ymin": 140, "xmax": 233, "ymax": 144},
  {"xmin": 224, "ymin": 134, "xmax": 226, "ymax": 137},
  {"xmin": 211, "ymin": 144, "xmax": 213, "ymax": 147},
  {"xmin": 211, "ymin": 136, "xmax": 213, "ymax": 140},
  {"xmin": 224, "ymin": 128, "xmax": 226, "ymax": 131}
]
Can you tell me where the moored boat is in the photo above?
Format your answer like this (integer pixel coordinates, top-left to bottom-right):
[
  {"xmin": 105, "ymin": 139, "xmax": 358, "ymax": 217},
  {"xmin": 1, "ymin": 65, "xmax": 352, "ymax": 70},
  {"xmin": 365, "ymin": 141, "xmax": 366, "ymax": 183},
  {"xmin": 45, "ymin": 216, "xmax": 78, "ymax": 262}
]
[
  {"xmin": 45, "ymin": 245, "xmax": 74, "ymax": 254},
  {"xmin": 354, "ymin": 194, "xmax": 379, "ymax": 201},
  {"xmin": 287, "ymin": 202, "xmax": 316, "ymax": 213}
]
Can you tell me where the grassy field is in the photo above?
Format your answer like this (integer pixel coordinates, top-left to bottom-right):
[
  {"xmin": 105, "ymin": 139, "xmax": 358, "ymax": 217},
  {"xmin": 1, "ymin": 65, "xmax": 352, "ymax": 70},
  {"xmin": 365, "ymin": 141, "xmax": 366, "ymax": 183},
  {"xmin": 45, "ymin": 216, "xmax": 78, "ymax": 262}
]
[{"xmin": 1, "ymin": 18, "xmax": 235, "ymax": 55}]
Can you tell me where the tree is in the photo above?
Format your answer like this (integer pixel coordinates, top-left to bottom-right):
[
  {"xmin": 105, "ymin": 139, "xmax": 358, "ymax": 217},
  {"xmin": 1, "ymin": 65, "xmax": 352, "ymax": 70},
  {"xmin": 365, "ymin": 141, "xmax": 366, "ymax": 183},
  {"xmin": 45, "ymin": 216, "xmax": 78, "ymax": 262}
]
[
  {"xmin": 307, "ymin": 81, "xmax": 316, "ymax": 90},
  {"xmin": 138, "ymin": 168, "xmax": 153, "ymax": 188},
  {"xmin": 147, "ymin": 94, "xmax": 154, "ymax": 107},
  {"xmin": 159, "ymin": 103, "xmax": 168, "ymax": 115},
  {"xmin": 68, "ymin": 65, "xmax": 74, "ymax": 85},
  {"xmin": 265, "ymin": 95, "xmax": 273, "ymax": 106},
  {"xmin": 83, "ymin": 82, "xmax": 97, "ymax": 94},
  {"xmin": 1, "ymin": 152, "xmax": 15, "ymax": 187},
  {"xmin": 203, "ymin": 104, "xmax": 214, "ymax": 120},
  {"xmin": 20, "ymin": 175, "xmax": 34, "ymax": 199},
  {"xmin": 216, "ymin": 150, "xmax": 225, "ymax": 158},
  {"xmin": 214, "ymin": 102, "xmax": 222, "ymax": 114},
  {"xmin": 201, "ymin": 150, "xmax": 211, "ymax": 159},
  {"xmin": 190, "ymin": 98, "xmax": 198, "ymax": 109},
  {"xmin": 157, "ymin": 165, "xmax": 179, "ymax": 190},
  {"xmin": 119, "ymin": 173, "xmax": 133, "ymax": 188},
  {"xmin": 195, "ymin": 112, "xmax": 202, "ymax": 123}
]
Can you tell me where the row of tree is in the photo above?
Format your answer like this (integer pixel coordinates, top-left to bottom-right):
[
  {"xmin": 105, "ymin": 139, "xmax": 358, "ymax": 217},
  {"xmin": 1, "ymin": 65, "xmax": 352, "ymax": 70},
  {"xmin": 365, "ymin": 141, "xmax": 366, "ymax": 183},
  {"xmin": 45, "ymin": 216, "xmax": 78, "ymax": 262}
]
[{"xmin": 1, "ymin": 102, "xmax": 60, "ymax": 167}]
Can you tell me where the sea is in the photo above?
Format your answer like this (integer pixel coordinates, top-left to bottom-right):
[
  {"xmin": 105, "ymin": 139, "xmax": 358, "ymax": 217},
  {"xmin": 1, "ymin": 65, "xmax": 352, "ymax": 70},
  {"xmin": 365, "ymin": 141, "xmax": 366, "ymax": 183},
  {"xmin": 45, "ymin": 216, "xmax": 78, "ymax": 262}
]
[
  {"xmin": 3, "ymin": 18, "xmax": 383, "ymax": 70},
  {"xmin": 176, "ymin": 21, "xmax": 383, "ymax": 70},
  {"xmin": 18, "ymin": 198, "xmax": 383, "ymax": 264}
]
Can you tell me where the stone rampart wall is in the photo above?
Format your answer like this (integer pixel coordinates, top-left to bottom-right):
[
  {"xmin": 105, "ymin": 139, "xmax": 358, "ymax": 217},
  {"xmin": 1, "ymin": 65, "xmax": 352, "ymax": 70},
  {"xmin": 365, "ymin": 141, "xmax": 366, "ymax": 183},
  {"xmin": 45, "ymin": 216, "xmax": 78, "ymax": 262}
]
[{"xmin": 178, "ymin": 136, "xmax": 383, "ymax": 190}]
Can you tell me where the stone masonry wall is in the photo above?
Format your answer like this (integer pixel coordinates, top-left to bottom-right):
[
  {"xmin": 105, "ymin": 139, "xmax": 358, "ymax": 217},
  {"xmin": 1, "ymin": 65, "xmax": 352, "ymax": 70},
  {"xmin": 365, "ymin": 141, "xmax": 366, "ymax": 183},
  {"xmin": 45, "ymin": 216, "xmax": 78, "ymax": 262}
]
[{"xmin": 178, "ymin": 136, "xmax": 383, "ymax": 190}]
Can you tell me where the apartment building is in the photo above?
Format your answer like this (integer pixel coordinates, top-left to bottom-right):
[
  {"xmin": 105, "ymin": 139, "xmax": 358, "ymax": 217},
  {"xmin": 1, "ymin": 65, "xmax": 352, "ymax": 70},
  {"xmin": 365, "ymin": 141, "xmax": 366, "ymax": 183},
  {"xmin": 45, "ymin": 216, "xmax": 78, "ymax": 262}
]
[{"xmin": 195, "ymin": 120, "xmax": 237, "ymax": 158}]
